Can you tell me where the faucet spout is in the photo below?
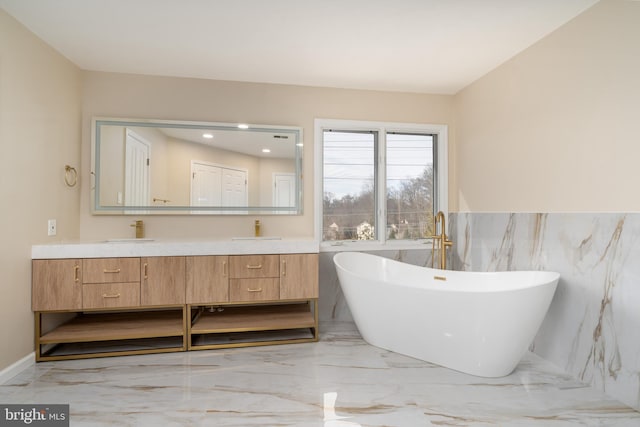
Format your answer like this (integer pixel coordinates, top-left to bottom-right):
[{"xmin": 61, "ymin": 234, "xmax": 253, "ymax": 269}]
[{"xmin": 431, "ymin": 211, "xmax": 452, "ymax": 270}]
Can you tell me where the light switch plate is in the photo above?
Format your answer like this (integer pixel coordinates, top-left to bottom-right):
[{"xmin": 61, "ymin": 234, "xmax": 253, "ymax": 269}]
[{"xmin": 47, "ymin": 219, "xmax": 57, "ymax": 236}]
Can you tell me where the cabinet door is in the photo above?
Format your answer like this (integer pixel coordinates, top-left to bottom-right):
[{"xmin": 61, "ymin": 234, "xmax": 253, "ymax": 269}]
[
  {"xmin": 280, "ymin": 254, "xmax": 319, "ymax": 300},
  {"xmin": 32, "ymin": 259, "xmax": 82, "ymax": 311},
  {"xmin": 141, "ymin": 256, "xmax": 186, "ymax": 306},
  {"xmin": 186, "ymin": 256, "xmax": 229, "ymax": 304}
]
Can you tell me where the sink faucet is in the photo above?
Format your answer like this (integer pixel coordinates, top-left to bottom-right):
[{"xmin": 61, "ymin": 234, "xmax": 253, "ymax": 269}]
[
  {"xmin": 431, "ymin": 211, "xmax": 453, "ymax": 270},
  {"xmin": 130, "ymin": 220, "xmax": 145, "ymax": 239}
]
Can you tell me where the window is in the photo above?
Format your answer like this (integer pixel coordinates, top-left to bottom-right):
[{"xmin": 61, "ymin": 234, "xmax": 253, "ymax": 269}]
[
  {"xmin": 386, "ymin": 133, "xmax": 435, "ymax": 240},
  {"xmin": 315, "ymin": 119, "xmax": 448, "ymax": 246},
  {"xmin": 322, "ymin": 130, "xmax": 376, "ymax": 241}
]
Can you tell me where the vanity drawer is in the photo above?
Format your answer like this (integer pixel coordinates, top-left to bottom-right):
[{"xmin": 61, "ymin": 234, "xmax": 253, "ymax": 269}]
[
  {"xmin": 83, "ymin": 258, "xmax": 140, "ymax": 283},
  {"xmin": 229, "ymin": 255, "xmax": 279, "ymax": 279},
  {"xmin": 82, "ymin": 282, "xmax": 140, "ymax": 309},
  {"xmin": 229, "ymin": 278, "xmax": 279, "ymax": 302}
]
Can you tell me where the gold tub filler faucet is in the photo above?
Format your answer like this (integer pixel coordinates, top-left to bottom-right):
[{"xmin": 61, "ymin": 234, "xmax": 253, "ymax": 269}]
[
  {"xmin": 131, "ymin": 220, "xmax": 145, "ymax": 239},
  {"xmin": 431, "ymin": 211, "xmax": 453, "ymax": 270}
]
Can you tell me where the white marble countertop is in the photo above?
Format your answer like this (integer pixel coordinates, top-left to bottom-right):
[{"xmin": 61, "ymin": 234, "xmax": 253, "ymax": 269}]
[{"xmin": 31, "ymin": 238, "xmax": 319, "ymax": 259}]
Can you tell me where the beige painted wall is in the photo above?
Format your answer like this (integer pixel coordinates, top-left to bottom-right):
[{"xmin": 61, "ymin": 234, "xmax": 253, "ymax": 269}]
[
  {"xmin": 454, "ymin": 0, "xmax": 640, "ymax": 212},
  {"xmin": 80, "ymin": 72, "xmax": 453, "ymax": 240},
  {"xmin": 0, "ymin": 10, "xmax": 81, "ymax": 371}
]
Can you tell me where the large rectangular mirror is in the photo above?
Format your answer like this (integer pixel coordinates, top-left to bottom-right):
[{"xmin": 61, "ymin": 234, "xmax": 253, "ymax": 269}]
[{"xmin": 91, "ymin": 118, "xmax": 303, "ymax": 214}]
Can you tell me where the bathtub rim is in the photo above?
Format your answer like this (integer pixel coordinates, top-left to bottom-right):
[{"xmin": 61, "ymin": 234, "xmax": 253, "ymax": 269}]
[{"xmin": 333, "ymin": 251, "xmax": 560, "ymax": 293}]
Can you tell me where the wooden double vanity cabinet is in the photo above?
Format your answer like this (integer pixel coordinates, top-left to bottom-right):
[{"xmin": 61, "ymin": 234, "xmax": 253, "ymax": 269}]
[{"xmin": 32, "ymin": 243, "xmax": 319, "ymax": 362}]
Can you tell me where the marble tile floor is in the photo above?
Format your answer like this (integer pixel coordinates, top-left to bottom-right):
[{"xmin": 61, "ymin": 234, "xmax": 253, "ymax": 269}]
[{"xmin": 1, "ymin": 322, "xmax": 639, "ymax": 426}]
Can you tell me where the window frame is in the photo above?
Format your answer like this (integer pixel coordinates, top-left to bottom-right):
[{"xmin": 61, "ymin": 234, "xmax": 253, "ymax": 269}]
[{"xmin": 314, "ymin": 119, "xmax": 448, "ymax": 251}]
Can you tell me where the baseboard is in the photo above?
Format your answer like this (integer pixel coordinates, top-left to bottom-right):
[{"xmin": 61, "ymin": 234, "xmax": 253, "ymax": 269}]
[{"xmin": 0, "ymin": 352, "xmax": 35, "ymax": 384}]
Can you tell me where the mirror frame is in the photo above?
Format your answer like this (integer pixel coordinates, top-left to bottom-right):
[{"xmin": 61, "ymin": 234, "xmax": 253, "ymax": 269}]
[{"xmin": 91, "ymin": 117, "xmax": 303, "ymax": 215}]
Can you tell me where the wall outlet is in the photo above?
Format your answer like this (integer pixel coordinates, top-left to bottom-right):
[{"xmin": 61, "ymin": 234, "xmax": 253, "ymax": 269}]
[{"xmin": 47, "ymin": 219, "xmax": 57, "ymax": 236}]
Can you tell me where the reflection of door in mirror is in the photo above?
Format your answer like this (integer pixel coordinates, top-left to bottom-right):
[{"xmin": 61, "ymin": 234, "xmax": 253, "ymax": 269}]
[
  {"xmin": 124, "ymin": 129, "xmax": 150, "ymax": 212},
  {"xmin": 223, "ymin": 168, "xmax": 248, "ymax": 214},
  {"xmin": 273, "ymin": 172, "xmax": 296, "ymax": 213},
  {"xmin": 191, "ymin": 160, "xmax": 248, "ymax": 214}
]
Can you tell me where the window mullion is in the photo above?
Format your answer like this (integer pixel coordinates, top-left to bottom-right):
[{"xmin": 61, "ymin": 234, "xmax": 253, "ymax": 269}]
[{"xmin": 377, "ymin": 129, "xmax": 386, "ymax": 244}]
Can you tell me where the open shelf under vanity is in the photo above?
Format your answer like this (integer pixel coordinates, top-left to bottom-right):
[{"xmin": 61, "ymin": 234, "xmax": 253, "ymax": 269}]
[
  {"xmin": 35, "ymin": 307, "xmax": 188, "ymax": 361},
  {"xmin": 188, "ymin": 301, "xmax": 318, "ymax": 350}
]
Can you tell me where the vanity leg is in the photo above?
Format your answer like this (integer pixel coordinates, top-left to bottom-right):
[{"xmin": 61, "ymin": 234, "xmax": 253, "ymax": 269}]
[
  {"xmin": 34, "ymin": 312, "xmax": 42, "ymax": 361},
  {"xmin": 183, "ymin": 305, "xmax": 189, "ymax": 351},
  {"xmin": 312, "ymin": 299, "xmax": 319, "ymax": 341}
]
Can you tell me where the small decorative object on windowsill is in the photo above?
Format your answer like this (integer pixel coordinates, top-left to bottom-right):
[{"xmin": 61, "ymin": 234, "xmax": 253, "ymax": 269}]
[{"xmin": 255, "ymin": 220, "xmax": 261, "ymax": 237}]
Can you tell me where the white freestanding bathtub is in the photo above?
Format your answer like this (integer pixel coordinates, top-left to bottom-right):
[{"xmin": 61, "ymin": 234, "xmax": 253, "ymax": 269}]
[{"xmin": 333, "ymin": 252, "xmax": 559, "ymax": 377}]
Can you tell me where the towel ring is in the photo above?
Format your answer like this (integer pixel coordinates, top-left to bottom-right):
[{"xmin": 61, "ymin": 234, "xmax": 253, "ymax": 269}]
[{"xmin": 64, "ymin": 165, "xmax": 78, "ymax": 187}]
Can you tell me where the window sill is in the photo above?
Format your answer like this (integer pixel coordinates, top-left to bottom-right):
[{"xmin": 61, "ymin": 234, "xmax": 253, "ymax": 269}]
[{"xmin": 319, "ymin": 240, "xmax": 433, "ymax": 252}]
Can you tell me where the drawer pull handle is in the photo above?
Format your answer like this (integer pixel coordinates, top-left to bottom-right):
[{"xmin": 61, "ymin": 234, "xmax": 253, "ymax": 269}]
[
  {"xmin": 246, "ymin": 264, "xmax": 262, "ymax": 269},
  {"xmin": 102, "ymin": 293, "xmax": 121, "ymax": 298},
  {"xmin": 223, "ymin": 260, "xmax": 227, "ymax": 277},
  {"xmin": 247, "ymin": 288, "xmax": 263, "ymax": 293},
  {"xmin": 74, "ymin": 265, "xmax": 80, "ymax": 282},
  {"xmin": 282, "ymin": 260, "xmax": 287, "ymax": 276},
  {"xmin": 143, "ymin": 263, "xmax": 148, "ymax": 279},
  {"xmin": 103, "ymin": 268, "xmax": 121, "ymax": 274}
]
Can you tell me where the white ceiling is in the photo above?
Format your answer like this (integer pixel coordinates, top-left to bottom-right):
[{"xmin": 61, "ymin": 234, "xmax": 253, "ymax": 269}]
[{"xmin": 1, "ymin": 0, "xmax": 598, "ymax": 94}]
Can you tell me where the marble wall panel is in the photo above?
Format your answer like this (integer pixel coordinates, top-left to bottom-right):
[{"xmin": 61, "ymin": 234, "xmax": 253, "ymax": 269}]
[{"xmin": 450, "ymin": 212, "xmax": 640, "ymax": 411}]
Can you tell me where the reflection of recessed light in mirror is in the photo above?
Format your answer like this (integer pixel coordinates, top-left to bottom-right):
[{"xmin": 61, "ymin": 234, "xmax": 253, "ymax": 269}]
[
  {"xmin": 202, "ymin": 133, "xmax": 213, "ymax": 139},
  {"xmin": 238, "ymin": 124, "xmax": 249, "ymax": 129},
  {"xmin": 296, "ymin": 143, "xmax": 303, "ymax": 147},
  {"xmin": 262, "ymin": 148, "xmax": 271, "ymax": 153}
]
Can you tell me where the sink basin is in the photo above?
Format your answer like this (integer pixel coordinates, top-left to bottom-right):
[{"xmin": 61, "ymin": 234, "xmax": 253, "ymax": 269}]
[
  {"xmin": 231, "ymin": 237, "xmax": 282, "ymax": 241},
  {"xmin": 104, "ymin": 238, "xmax": 155, "ymax": 243}
]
